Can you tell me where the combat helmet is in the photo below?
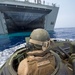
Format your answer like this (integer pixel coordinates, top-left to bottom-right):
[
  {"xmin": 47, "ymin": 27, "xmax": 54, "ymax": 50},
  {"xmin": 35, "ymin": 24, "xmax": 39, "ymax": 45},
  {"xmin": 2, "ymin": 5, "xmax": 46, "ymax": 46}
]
[{"xmin": 29, "ymin": 28, "xmax": 50, "ymax": 50}]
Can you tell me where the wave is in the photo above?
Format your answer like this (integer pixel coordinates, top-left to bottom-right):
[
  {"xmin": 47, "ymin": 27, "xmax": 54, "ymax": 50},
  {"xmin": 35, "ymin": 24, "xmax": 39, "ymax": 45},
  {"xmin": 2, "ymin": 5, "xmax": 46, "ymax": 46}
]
[{"xmin": 0, "ymin": 43, "xmax": 26, "ymax": 68}]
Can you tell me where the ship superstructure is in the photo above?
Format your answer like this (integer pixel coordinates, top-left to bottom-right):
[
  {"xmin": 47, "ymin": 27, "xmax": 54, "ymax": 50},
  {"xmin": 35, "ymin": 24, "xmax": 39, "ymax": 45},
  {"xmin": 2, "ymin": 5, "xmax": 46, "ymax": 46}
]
[{"xmin": 0, "ymin": 0, "xmax": 59, "ymax": 34}]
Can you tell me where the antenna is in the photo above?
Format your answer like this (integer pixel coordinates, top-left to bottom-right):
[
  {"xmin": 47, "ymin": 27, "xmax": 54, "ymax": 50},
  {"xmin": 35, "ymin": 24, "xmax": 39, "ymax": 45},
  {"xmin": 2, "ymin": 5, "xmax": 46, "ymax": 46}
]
[
  {"xmin": 34, "ymin": 0, "xmax": 36, "ymax": 3},
  {"xmin": 37, "ymin": 0, "xmax": 41, "ymax": 4},
  {"xmin": 43, "ymin": 0, "xmax": 45, "ymax": 5}
]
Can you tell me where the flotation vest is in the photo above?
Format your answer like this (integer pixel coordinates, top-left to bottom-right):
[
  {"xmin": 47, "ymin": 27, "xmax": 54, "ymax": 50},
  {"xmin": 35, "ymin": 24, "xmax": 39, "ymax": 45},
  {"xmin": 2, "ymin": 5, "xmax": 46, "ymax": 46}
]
[
  {"xmin": 18, "ymin": 51, "xmax": 55, "ymax": 75},
  {"xmin": 18, "ymin": 50, "xmax": 73, "ymax": 75}
]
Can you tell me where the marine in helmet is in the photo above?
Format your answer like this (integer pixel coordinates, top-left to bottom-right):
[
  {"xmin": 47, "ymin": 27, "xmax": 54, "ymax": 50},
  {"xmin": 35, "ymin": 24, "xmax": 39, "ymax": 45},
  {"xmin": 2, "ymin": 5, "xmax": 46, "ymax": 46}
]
[{"xmin": 18, "ymin": 28, "xmax": 71, "ymax": 75}]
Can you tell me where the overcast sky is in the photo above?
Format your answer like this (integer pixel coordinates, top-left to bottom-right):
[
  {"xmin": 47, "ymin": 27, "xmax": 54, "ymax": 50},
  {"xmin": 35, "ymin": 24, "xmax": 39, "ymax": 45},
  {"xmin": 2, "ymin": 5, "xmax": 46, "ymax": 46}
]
[
  {"xmin": 19, "ymin": 0, "xmax": 75, "ymax": 28},
  {"xmin": 48, "ymin": 0, "xmax": 75, "ymax": 28}
]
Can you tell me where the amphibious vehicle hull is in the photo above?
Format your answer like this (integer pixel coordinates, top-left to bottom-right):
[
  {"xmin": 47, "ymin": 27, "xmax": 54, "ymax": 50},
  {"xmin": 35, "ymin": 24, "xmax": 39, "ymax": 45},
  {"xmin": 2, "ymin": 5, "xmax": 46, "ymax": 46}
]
[{"xmin": 0, "ymin": 39, "xmax": 73, "ymax": 75}]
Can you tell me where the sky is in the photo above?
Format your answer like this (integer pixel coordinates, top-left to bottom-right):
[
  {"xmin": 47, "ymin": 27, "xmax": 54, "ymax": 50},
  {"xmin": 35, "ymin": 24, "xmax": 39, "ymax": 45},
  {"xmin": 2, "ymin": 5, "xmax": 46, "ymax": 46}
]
[{"xmin": 18, "ymin": 0, "xmax": 75, "ymax": 28}]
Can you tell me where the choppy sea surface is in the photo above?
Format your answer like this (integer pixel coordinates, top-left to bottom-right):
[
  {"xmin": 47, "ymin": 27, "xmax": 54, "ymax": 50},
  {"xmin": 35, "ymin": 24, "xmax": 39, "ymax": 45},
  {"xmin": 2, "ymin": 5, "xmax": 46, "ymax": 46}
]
[{"xmin": 0, "ymin": 27, "xmax": 75, "ymax": 67}]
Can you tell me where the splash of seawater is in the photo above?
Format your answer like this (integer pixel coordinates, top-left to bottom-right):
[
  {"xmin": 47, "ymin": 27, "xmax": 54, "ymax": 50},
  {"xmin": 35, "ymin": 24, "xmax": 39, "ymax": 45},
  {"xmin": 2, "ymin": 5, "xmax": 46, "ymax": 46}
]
[{"xmin": 0, "ymin": 43, "xmax": 26, "ymax": 68}]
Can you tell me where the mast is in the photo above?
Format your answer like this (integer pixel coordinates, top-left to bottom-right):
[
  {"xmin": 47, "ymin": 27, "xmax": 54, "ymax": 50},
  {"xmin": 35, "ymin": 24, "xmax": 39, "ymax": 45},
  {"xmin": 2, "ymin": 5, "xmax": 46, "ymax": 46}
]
[
  {"xmin": 37, "ymin": 0, "xmax": 41, "ymax": 4},
  {"xmin": 43, "ymin": 0, "xmax": 45, "ymax": 5}
]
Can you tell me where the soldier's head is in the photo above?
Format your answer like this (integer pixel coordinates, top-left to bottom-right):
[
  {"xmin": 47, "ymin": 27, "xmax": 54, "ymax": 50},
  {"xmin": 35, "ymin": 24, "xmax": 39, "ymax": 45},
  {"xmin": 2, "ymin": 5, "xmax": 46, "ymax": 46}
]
[{"xmin": 28, "ymin": 28, "xmax": 50, "ymax": 50}]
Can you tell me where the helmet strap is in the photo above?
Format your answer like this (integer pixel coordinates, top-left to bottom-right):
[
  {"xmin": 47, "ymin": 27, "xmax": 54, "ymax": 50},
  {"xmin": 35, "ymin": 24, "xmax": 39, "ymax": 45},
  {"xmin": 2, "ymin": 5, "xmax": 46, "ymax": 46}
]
[{"xmin": 42, "ymin": 41, "xmax": 50, "ymax": 51}]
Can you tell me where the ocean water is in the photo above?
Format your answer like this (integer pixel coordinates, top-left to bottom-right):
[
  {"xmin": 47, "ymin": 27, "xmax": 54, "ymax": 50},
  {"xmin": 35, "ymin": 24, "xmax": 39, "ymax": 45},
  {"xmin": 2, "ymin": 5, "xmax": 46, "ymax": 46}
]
[{"xmin": 0, "ymin": 27, "xmax": 75, "ymax": 67}]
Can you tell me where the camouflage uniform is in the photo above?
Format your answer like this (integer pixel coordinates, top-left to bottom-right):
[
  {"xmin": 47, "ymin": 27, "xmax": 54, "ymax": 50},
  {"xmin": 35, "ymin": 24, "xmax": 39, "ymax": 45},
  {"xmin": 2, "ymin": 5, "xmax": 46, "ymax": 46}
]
[{"xmin": 18, "ymin": 29, "xmax": 72, "ymax": 75}]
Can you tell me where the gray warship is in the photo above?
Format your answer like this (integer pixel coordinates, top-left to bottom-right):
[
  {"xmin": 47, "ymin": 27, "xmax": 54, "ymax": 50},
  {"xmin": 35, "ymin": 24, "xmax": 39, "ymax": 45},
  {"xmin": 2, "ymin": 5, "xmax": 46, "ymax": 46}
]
[{"xmin": 0, "ymin": 0, "xmax": 59, "ymax": 34}]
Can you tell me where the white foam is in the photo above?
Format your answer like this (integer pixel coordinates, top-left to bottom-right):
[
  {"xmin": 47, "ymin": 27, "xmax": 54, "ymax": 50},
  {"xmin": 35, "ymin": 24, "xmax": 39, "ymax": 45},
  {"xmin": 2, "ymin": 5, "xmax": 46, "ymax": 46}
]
[
  {"xmin": 51, "ymin": 38, "xmax": 75, "ymax": 41},
  {"xmin": 0, "ymin": 43, "xmax": 26, "ymax": 68}
]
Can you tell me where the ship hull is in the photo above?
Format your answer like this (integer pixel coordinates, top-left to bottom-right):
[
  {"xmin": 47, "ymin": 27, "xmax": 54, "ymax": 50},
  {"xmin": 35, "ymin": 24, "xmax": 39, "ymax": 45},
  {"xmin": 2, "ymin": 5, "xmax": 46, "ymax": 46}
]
[{"xmin": 0, "ymin": 0, "xmax": 59, "ymax": 34}]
